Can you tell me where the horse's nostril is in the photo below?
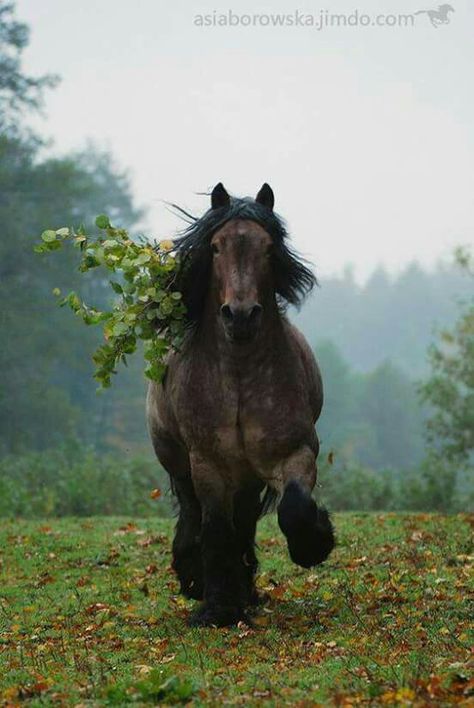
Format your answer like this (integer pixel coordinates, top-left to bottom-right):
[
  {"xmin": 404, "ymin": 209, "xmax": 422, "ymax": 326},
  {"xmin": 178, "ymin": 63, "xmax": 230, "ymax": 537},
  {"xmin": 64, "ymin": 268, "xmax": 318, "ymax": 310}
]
[
  {"xmin": 221, "ymin": 303, "xmax": 262, "ymax": 327},
  {"xmin": 221, "ymin": 304, "xmax": 233, "ymax": 321},
  {"xmin": 249, "ymin": 304, "xmax": 262, "ymax": 321}
]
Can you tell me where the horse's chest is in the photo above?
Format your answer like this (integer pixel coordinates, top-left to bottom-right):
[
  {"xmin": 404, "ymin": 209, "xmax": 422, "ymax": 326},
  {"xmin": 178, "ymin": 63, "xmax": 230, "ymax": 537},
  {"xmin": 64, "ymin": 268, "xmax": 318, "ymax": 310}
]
[
  {"xmin": 239, "ymin": 388, "xmax": 307, "ymax": 463},
  {"xmin": 178, "ymin": 362, "xmax": 307, "ymax": 464},
  {"xmin": 176, "ymin": 367, "xmax": 240, "ymax": 448}
]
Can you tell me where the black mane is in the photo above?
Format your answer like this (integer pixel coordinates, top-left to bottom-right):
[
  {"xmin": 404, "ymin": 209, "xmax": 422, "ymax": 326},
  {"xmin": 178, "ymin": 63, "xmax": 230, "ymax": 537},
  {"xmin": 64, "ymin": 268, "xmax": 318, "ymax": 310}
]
[{"xmin": 172, "ymin": 196, "xmax": 317, "ymax": 324}]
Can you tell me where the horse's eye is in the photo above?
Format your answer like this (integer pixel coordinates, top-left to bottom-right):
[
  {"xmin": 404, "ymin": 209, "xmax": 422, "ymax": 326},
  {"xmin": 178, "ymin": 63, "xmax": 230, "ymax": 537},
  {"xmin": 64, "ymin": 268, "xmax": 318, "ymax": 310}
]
[{"xmin": 212, "ymin": 243, "xmax": 219, "ymax": 255}]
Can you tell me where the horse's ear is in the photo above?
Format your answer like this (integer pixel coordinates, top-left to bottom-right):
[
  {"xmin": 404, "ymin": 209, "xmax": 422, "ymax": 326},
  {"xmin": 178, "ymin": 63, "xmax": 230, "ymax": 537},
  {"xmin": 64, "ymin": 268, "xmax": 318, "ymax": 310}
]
[
  {"xmin": 211, "ymin": 182, "xmax": 230, "ymax": 210},
  {"xmin": 256, "ymin": 183, "xmax": 274, "ymax": 211}
]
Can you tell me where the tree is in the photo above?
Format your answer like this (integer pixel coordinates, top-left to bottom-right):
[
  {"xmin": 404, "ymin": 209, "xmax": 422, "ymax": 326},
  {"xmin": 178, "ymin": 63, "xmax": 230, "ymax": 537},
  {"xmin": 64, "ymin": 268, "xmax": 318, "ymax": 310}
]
[
  {"xmin": 314, "ymin": 341, "xmax": 425, "ymax": 471},
  {"xmin": 359, "ymin": 361, "xmax": 424, "ymax": 469},
  {"xmin": 0, "ymin": 137, "xmax": 144, "ymax": 454},
  {"xmin": 295, "ymin": 260, "xmax": 472, "ymax": 377},
  {"xmin": 419, "ymin": 248, "xmax": 474, "ymax": 467},
  {"xmin": 0, "ymin": 1, "xmax": 145, "ymax": 454},
  {"xmin": 315, "ymin": 340, "xmax": 370, "ymax": 462},
  {"xmin": 0, "ymin": 0, "xmax": 58, "ymax": 135}
]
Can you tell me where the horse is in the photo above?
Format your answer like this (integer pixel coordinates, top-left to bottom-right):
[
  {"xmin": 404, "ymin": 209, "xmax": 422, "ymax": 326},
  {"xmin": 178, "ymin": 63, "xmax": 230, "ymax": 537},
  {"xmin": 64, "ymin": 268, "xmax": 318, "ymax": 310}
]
[
  {"xmin": 147, "ymin": 183, "xmax": 335, "ymax": 626},
  {"xmin": 415, "ymin": 4, "xmax": 455, "ymax": 27}
]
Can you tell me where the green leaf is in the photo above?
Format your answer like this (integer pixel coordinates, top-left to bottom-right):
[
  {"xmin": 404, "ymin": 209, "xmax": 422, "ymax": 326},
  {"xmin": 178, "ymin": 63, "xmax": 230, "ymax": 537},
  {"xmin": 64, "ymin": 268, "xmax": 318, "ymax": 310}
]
[
  {"xmin": 160, "ymin": 299, "xmax": 173, "ymax": 316},
  {"xmin": 95, "ymin": 214, "xmax": 110, "ymax": 229},
  {"xmin": 135, "ymin": 252, "xmax": 151, "ymax": 266},
  {"xmin": 103, "ymin": 239, "xmax": 118, "ymax": 250},
  {"xmin": 112, "ymin": 322, "xmax": 129, "ymax": 336},
  {"xmin": 68, "ymin": 293, "xmax": 82, "ymax": 311},
  {"xmin": 41, "ymin": 230, "xmax": 57, "ymax": 243},
  {"xmin": 145, "ymin": 362, "xmax": 167, "ymax": 382},
  {"xmin": 94, "ymin": 247, "xmax": 105, "ymax": 262}
]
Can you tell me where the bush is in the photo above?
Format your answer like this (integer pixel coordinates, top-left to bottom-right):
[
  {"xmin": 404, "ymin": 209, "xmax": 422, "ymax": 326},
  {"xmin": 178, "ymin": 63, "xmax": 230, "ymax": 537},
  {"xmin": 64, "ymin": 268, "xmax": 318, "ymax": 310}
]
[
  {"xmin": 318, "ymin": 458, "xmax": 473, "ymax": 513},
  {"xmin": 1, "ymin": 443, "xmax": 472, "ymax": 518},
  {"xmin": 0, "ymin": 441, "xmax": 170, "ymax": 518},
  {"xmin": 318, "ymin": 464, "xmax": 398, "ymax": 512},
  {"xmin": 401, "ymin": 455, "xmax": 473, "ymax": 513}
]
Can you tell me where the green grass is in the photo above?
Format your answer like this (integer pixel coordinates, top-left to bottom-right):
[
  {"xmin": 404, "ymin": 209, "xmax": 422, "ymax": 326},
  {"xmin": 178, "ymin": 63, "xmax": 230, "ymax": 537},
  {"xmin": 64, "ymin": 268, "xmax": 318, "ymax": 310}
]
[{"xmin": 1, "ymin": 514, "xmax": 472, "ymax": 705}]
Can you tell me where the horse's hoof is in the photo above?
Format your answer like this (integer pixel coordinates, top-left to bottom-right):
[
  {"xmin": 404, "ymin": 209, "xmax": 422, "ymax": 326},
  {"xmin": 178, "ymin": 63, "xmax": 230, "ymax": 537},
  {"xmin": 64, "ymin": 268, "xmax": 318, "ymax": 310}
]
[
  {"xmin": 188, "ymin": 603, "xmax": 246, "ymax": 628},
  {"xmin": 278, "ymin": 481, "xmax": 335, "ymax": 568}
]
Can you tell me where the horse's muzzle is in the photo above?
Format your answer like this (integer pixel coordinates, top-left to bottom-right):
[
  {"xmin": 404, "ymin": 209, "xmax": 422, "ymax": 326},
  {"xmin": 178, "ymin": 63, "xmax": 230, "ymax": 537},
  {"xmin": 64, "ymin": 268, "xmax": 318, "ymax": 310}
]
[{"xmin": 220, "ymin": 302, "xmax": 262, "ymax": 342}]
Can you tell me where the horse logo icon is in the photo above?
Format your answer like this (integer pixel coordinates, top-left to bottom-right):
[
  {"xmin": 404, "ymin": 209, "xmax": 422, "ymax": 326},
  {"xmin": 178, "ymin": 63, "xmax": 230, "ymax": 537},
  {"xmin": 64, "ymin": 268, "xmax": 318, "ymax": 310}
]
[{"xmin": 415, "ymin": 4, "xmax": 455, "ymax": 27}]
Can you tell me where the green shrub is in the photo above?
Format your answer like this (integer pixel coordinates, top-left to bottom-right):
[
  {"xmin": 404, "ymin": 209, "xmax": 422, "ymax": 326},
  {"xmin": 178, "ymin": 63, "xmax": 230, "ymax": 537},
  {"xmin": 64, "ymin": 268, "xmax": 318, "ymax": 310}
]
[
  {"xmin": 0, "ymin": 441, "xmax": 170, "ymax": 518},
  {"xmin": 1, "ymin": 443, "xmax": 471, "ymax": 518},
  {"xmin": 318, "ymin": 457, "xmax": 473, "ymax": 513},
  {"xmin": 318, "ymin": 464, "xmax": 398, "ymax": 512},
  {"xmin": 401, "ymin": 454, "xmax": 473, "ymax": 513}
]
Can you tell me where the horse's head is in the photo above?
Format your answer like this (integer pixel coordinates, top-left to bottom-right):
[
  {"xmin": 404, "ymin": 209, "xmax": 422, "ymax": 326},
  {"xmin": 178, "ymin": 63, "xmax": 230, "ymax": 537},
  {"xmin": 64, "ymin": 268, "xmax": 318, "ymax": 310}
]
[
  {"xmin": 439, "ymin": 4, "xmax": 455, "ymax": 14},
  {"xmin": 210, "ymin": 184, "xmax": 275, "ymax": 342},
  {"xmin": 174, "ymin": 183, "xmax": 316, "ymax": 343}
]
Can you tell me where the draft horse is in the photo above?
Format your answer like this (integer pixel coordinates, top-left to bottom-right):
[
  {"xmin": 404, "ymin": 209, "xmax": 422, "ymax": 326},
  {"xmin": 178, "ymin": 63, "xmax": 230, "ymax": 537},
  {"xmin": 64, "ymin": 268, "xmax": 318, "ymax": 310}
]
[{"xmin": 147, "ymin": 183, "xmax": 335, "ymax": 626}]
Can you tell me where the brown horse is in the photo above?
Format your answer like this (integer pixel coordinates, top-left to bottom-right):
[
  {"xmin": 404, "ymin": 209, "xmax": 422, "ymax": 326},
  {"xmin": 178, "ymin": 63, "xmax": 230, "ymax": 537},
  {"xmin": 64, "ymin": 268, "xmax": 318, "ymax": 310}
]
[{"xmin": 147, "ymin": 183, "xmax": 334, "ymax": 626}]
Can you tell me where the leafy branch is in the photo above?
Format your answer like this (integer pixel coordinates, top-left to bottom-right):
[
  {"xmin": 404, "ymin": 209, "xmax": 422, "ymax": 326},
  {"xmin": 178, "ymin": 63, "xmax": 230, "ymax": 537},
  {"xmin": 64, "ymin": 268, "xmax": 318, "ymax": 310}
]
[{"xmin": 35, "ymin": 216, "xmax": 185, "ymax": 388}]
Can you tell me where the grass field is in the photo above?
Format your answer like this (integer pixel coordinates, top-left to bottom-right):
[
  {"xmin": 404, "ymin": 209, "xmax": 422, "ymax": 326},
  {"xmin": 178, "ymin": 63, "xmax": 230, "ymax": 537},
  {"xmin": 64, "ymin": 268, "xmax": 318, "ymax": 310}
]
[{"xmin": 1, "ymin": 513, "xmax": 472, "ymax": 705}]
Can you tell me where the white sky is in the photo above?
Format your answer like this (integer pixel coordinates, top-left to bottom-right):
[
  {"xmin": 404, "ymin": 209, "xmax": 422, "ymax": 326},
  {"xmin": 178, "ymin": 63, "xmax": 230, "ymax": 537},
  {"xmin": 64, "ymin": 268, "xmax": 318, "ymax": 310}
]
[{"xmin": 17, "ymin": 0, "xmax": 474, "ymax": 280}]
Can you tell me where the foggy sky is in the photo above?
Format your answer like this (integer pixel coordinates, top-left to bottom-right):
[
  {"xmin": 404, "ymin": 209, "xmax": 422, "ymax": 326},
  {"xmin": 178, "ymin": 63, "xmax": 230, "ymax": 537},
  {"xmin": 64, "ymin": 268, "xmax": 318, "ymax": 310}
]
[{"xmin": 17, "ymin": 0, "xmax": 474, "ymax": 280}]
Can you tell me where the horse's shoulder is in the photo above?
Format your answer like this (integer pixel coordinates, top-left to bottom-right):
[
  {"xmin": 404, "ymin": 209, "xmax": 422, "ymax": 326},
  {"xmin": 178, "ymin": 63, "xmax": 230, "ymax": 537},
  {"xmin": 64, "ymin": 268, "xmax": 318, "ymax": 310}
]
[
  {"xmin": 146, "ymin": 352, "xmax": 182, "ymax": 441},
  {"xmin": 284, "ymin": 319, "xmax": 323, "ymax": 420},
  {"xmin": 284, "ymin": 320, "xmax": 317, "ymax": 366}
]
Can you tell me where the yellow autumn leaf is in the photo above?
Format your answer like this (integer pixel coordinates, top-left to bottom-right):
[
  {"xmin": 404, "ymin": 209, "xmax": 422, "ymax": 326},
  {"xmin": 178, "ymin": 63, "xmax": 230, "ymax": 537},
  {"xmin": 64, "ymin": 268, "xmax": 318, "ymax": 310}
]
[
  {"xmin": 2, "ymin": 686, "xmax": 19, "ymax": 701},
  {"xmin": 395, "ymin": 688, "xmax": 416, "ymax": 701}
]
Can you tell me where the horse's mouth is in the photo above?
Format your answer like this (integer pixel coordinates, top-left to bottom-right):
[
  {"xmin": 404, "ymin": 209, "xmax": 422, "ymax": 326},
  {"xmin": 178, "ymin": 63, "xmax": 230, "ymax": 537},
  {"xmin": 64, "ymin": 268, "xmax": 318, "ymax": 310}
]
[{"xmin": 223, "ymin": 326, "xmax": 259, "ymax": 345}]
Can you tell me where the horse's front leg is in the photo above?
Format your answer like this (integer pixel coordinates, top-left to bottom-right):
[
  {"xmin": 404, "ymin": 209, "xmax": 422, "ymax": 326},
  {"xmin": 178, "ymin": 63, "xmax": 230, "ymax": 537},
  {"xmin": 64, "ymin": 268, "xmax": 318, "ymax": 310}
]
[
  {"xmin": 277, "ymin": 445, "xmax": 335, "ymax": 568},
  {"xmin": 172, "ymin": 476, "xmax": 203, "ymax": 600},
  {"xmin": 233, "ymin": 485, "xmax": 263, "ymax": 607},
  {"xmin": 188, "ymin": 458, "xmax": 247, "ymax": 627}
]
